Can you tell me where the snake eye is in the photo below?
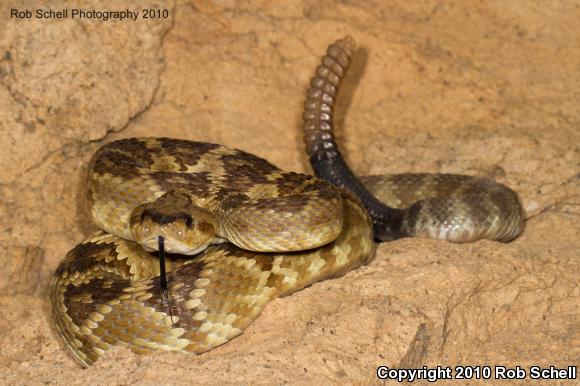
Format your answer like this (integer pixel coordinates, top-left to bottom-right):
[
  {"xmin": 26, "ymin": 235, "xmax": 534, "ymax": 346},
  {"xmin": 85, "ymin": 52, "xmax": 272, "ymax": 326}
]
[{"xmin": 184, "ymin": 215, "xmax": 193, "ymax": 228}]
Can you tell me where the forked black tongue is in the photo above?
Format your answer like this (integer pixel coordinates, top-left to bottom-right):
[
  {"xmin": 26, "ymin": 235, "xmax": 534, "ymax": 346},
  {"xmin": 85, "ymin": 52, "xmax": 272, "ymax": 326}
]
[
  {"xmin": 158, "ymin": 236, "xmax": 168, "ymax": 292},
  {"xmin": 158, "ymin": 236, "xmax": 175, "ymax": 324}
]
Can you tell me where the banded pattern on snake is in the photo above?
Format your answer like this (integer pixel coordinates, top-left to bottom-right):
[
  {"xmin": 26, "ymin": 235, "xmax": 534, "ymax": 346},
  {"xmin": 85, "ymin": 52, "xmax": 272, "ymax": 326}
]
[
  {"xmin": 51, "ymin": 190, "xmax": 373, "ymax": 367},
  {"xmin": 51, "ymin": 36, "xmax": 525, "ymax": 368}
]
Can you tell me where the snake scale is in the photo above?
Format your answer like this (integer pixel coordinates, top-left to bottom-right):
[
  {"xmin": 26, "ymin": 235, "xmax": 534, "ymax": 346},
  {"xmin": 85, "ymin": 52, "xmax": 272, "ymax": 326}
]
[{"xmin": 51, "ymin": 36, "xmax": 525, "ymax": 367}]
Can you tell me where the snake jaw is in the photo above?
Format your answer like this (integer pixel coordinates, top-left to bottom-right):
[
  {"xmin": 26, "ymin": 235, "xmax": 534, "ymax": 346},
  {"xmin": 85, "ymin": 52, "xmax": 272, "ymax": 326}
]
[
  {"xmin": 140, "ymin": 235, "xmax": 213, "ymax": 255},
  {"xmin": 131, "ymin": 218, "xmax": 218, "ymax": 255}
]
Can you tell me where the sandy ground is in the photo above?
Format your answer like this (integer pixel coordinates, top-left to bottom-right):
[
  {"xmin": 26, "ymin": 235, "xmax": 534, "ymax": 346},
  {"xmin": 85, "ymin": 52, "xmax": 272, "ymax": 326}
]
[{"xmin": 0, "ymin": 0, "xmax": 578, "ymax": 385}]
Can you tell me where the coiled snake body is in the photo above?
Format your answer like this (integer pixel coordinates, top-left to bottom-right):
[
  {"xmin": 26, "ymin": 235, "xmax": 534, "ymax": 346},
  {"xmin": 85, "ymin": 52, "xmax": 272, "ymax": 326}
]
[{"xmin": 51, "ymin": 37, "xmax": 524, "ymax": 367}]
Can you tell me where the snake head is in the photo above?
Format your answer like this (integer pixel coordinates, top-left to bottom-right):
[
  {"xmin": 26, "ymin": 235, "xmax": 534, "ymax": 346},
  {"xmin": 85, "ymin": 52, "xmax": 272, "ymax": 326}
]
[{"xmin": 129, "ymin": 191, "xmax": 218, "ymax": 255}]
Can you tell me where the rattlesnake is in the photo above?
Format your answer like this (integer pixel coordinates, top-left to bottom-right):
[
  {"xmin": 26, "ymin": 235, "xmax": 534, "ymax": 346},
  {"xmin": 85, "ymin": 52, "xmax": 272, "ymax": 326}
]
[{"xmin": 50, "ymin": 36, "xmax": 524, "ymax": 368}]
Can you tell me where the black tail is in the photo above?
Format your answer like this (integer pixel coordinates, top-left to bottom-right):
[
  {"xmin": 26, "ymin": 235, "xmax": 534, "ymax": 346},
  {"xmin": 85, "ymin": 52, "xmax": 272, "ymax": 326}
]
[{"xmin": 302, "ymin": 36, "xmax": 403, "ymax": 241}]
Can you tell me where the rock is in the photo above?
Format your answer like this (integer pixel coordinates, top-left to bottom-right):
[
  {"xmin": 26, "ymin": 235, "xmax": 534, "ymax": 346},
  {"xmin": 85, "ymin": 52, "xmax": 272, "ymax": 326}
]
[
  {"xmin": 0, "ymin": 245, "xmax": 43, "ymax": 296},
  {"xmin": 0, "ymin": 0, "xmax": 578, "ymax": 384}
]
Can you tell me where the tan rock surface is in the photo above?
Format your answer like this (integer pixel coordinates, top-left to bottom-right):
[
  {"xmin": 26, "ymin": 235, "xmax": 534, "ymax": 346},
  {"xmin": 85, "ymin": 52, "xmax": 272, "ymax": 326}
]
[{"xmin": 0, "ymin": 0, "xmax": 578, "ymax": 384}]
